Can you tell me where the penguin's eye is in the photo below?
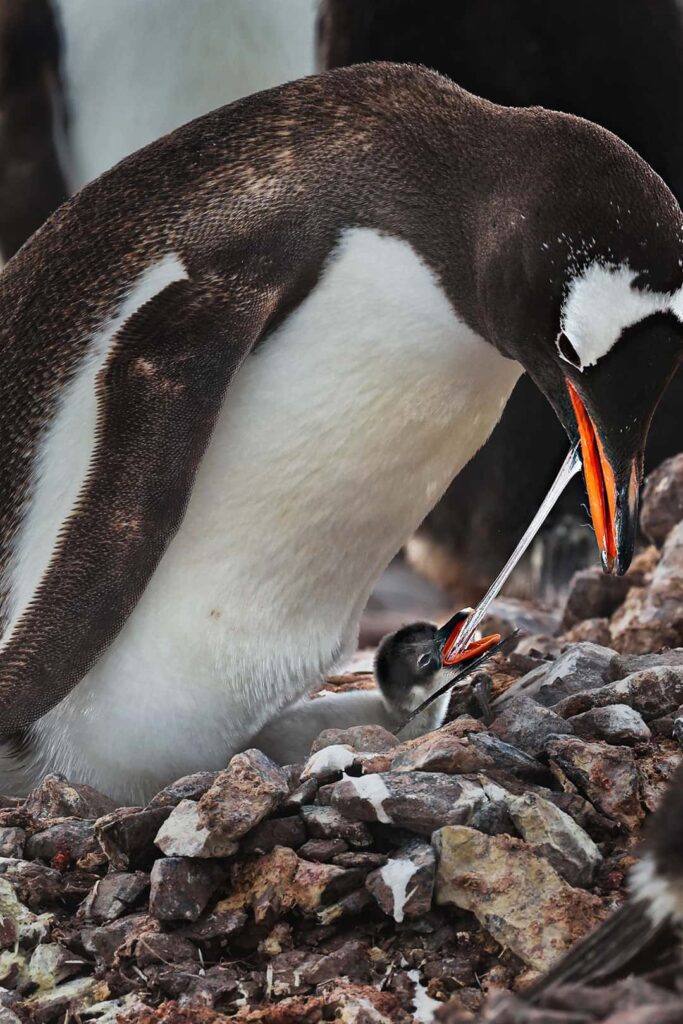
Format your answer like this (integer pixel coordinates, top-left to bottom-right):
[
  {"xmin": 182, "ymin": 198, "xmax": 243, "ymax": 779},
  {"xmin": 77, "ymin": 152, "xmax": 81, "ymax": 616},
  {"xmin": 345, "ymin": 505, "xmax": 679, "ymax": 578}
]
[
  {"xmin": 417, "ymin": 653, "xmax": 432, "ymax": 669},
  {"xmin": 556, "ymin": 332, "xmax": 583, "ymax": 370}
]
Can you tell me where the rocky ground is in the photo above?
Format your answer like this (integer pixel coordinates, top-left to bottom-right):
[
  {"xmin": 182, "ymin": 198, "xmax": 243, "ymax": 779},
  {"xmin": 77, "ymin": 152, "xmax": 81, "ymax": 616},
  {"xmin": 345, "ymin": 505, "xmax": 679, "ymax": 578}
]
[{"xmin": 1, "ymin": 456, "xmax": 683, "ymax": 1024}]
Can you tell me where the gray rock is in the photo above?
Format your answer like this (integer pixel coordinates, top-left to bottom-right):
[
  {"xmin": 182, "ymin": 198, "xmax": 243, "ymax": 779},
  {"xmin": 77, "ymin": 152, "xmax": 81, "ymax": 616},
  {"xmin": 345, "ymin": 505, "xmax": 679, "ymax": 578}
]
[
  {"xmin": 300, "ymin": 744, "xmax": 359, "ymax": 781},
  {"xmin": 514, "ymin": 635, "xmax": 562, "ymax": 659},
  {"xmin": 468, "ymin": 796, "xmax": 517, "ymax": 837},
  {"xmin": 500, "ymin": 788, "xmax": 602, "ymax": 887},
  {"xmin": 296, "ymin": 838, "xmax": 349, "ymax": 862},
  {"xmin": 562, "ymin": 568, "xmax": 632, "ymax": 629},
  {"xmin": 149, "ymin": 857, "xmax": 225, "ymax": 921},
  {"xmin": 365, "ymin": 839, "xmax": 435, "ymax": 922},
  {"xmin": 553, "ymin": 667, "xmax": 683, "ymax": 722},
  {"xmin": 25, "ymin": 819, "xmax": 97, "ymax": 863},
  {"xmin": 289, "ymin": 858, "xmax": 361, "ymax": 915},
  {"xmin": 23, "ymin": 775, "xmax": 116, "ymax": 821},
  {"xmin": 177, "ymin": 965, "xmax": 238, "ymax": 1009},
  {"xmin": 332, "ymin": 851, "xmax": 388, "ymax": 870},
  {"xmin": 329, "ymin": 771, "xmax": 487, "ymax": 836},
  {"xmin": 482, "ymin": 597, "xmax": 561, "ymax": 639},
  {"xmin": 0, "ymin": 878, "xmax": 52, "ymax": 949},
  {"xmin": 178, "ymin": 901, "xmax": 247, "ymax": 942},
  {"xmin": 0, "ymin": 860, "xmax": 64, "ymax": 911},
  {"xmin": 240, "ymin": 815, "xmax": 307, "ymax": 855},
  {"xmin": 79, "ymin": 871, "xmax": 149, "ymax": 923},
  {"xmin": 299, "ymin": 940, "xmax": 371, "ymax": 986},
  {"xmin": 300, "ymin": 805, "xmax": 372, "ymax": 847},
  {"xmin": 95, "ymin": 806, "xmax": 171, "ymax": 870},
  {"xmin": 491, "ymin": 696, "xmax": 574, "ymax": 757},
  {"xmin": 147, "ymin": 771, "xmax": 220, "ymax": 808},
  {"xmin": 569, "ymin": 704, "xmax": 651, "ymax": 745},
  {"xmin": 281, "ymin": 778, "xmax": 318, "ymax": 811},
  {"xmin": 315, "ymin": 887, "xmax": 373, "ymax": 926},
  {"xmin": 311, "ymin": 725, "xmax": 399, "ymax": 754},
  {"xmin": 0, "ymin": 948, "xmax": 28, "ymax": 989},
  {"xmin": 153, "ymin": 799, "xmax": 239, "ymax": 859},
  {"xmin": 641, "ymin": 453, "xmax": 683, "ymax": 547},
  {"xmin": 134, "ymin": 931, "xmax": 199, "ymax": 968},
  {"xmin": 81, "ymin": 912, "xmax": 159, "ymax": 965},
  {"xmin": 561, "ymin": 617, "xmax": 613, "ymax": 648},
  {"xmin": 546, "ymin": 736, "xmax": 643, "ymax": 830},
  {"xmin": 495, "ymin": 643, "xmax": 615, "ymax": 709},
  {"xmin": 609, "ymin": 648, "xmax": 683, "ymax": 681},
  {"xmin": 21, "ymin": 976, "xmax": 101, "ymax": 1023},
  {"xmin": 433, "ymin": 825, "xmax": 604, "ymax": 971},
  {"xmin": 390, "ymin": 731, "xmax": 498, "ymax": 775},
  {"xmin": 611, "ymin": 524, "xmax": 683, "ymax": 654},
  {"xmin": 196, "ymin": 749, "xmax": 289, "ymax": 841},
  {"xmin": 26, "ymin": 942, "xmax": 87, "ymax": 989},
  {"xmin": 0, "ymin": 1006, "xmax": 22, "ymax": 1024},
  {"xmin": 466, "ymin": 732, "xmax": 545, "ymax": 778},
  {"xmin": 0, "ymin": 830, "xmax": 24, "ymax": 859}
]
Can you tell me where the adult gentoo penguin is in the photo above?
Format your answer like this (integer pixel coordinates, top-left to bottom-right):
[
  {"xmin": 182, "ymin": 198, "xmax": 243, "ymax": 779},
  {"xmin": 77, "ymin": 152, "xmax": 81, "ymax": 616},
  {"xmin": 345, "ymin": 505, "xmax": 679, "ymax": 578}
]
[
  {"xmin": 0, "ymin": 64, "xmax": 682, "ymax": 801},
  {"xmin": 319, "ymin": 0, "xmax": 683, "ymax": 603}
]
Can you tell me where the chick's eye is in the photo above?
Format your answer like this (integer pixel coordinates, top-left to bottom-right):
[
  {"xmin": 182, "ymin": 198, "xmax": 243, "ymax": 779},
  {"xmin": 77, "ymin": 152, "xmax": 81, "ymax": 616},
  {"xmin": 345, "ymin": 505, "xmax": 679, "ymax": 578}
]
[
  {"xmin": 556, "ymin": 331, "xmax": 583, "ymax": 369},
  {"xmin": 417, "ymin": 653, "xmax": 432, "ymax": 669}
]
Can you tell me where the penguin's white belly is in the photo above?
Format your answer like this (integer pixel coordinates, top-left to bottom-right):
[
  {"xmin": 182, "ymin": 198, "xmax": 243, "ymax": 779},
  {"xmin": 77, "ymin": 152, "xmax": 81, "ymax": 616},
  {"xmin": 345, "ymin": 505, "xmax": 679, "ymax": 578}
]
[{"xmin": 29, "ymin": 229, "xmax": 521, "ymax": 800}]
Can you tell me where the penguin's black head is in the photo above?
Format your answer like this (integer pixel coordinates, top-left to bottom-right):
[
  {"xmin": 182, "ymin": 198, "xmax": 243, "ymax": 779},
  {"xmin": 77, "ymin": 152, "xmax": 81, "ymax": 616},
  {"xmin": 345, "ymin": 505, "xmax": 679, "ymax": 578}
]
[
  {"xmin": 533, "ymin": 308, "xmax": 683, "ymax": 576},
  {"xmin": 374, "ymin": 608, "xmax": 481, "ymax": 711},
  {"xmin": 374, "ymin": 620, "xmax": 442, "ymax": 710},
  {"xmin": 482, "ymin": 111, "xmax": 683, "ymax": 575}
]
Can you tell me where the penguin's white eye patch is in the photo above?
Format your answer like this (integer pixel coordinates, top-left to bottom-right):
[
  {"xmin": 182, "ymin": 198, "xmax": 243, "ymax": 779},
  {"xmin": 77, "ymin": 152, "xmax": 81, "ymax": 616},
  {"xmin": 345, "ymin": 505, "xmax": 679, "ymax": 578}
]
[
  {"xmin": 560, "ymin": 261, "xmax": 683, "ymax": 370},
  {"xmin": 556, "ymin": 332, "xmax": 582, "ymax": 369}
]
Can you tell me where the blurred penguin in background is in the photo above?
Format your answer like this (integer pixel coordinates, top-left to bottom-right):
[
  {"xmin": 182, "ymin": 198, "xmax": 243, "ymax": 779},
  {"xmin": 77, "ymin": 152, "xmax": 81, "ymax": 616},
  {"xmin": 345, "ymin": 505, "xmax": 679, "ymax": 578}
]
[
  {"xmin": 319, "ymin": 0, "xmax": 683, "ymax": 605},
  {"xmin": 0, "ymin": 0, "xmax": 316, "ymax": 258}
]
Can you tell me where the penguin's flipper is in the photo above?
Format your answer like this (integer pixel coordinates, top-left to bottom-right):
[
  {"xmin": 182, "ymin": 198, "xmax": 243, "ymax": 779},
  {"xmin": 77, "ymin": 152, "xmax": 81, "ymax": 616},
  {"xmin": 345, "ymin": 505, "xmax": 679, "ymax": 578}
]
[
  {"xmin": 0, "ymin": 271, "xmax": 272, "ymax": 735},
  {"xmin": 525, "ymin": 898, "xmax": 665, "ymax": 1000}
]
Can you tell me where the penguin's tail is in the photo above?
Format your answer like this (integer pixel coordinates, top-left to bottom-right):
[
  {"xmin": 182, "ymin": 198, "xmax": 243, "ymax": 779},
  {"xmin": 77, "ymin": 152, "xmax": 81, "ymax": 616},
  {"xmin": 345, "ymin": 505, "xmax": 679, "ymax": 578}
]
[{"xmin": 524, "ymin": 898, "xmax": 666, "ymax": 1001}]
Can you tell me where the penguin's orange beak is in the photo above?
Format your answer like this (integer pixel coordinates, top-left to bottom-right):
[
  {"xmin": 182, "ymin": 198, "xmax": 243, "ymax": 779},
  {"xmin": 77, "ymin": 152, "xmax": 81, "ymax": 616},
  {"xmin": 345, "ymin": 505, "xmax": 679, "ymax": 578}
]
[{"xmin": 567, "ymin": 379, "xmax": 639, "ymax": 574}]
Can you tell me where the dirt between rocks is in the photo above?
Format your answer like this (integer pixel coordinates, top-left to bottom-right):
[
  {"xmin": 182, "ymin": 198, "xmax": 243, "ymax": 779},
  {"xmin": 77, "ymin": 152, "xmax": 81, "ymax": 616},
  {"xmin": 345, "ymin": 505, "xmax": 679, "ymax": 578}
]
[{"xmin": 2, "ymin": 455, "xmax": 683, "ymax": 1024}]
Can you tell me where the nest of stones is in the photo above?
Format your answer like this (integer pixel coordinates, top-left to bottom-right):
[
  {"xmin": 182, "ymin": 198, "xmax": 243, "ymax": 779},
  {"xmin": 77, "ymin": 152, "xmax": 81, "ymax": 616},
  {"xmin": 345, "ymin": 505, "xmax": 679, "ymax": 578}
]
[{"xmin": 1, "ymin": 454, "xmax": 683, "ymax": 1024}]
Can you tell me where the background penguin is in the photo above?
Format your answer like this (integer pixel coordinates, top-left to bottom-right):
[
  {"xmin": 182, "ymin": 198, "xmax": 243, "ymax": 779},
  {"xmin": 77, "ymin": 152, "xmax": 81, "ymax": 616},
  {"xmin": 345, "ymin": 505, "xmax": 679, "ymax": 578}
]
[
  {"xmin": 0, "ymin": 0, "xmax": 316, "ymax": 259},
  {"xmin": 0, "ymin": 64, "xmax": 682, "ymax": 803},
  {"xmin": 527, "ymin": 761, "xmax": 683, "ymax": 997},
  {"xmin": 319, "ymin": 0, "xmax": 683, "ymax": 604},
  {"xmin": 0, "ymin": 0, "xmax": 69, "ymax": 260}
]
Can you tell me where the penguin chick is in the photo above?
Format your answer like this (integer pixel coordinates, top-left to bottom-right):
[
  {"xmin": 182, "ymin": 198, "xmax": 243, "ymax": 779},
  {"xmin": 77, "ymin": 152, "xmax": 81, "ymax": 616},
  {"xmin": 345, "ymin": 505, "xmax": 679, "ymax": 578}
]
[
  {"xmin": 374, "ymin": 621, "xmax": 453, "ymax": 740},
  {"xmin": 527, "ymin": 761, "xmax": 683, "ymax": 998},
  {"xmin": 251, "ymin": 609, "xmax": 494, "ymax": 763},
  {"xmin": 373, "ymin": 608, "xmax": 497, "ymax": 738},
  {"xmin": 249, "ymin": 657, "xmax": 450, "ymax": 764}
]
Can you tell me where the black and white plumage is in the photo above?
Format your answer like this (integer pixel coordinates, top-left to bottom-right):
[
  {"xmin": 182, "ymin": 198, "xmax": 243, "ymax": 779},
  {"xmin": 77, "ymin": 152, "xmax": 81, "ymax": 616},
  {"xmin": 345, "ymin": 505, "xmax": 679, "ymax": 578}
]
[
  {"xmin": 0, "ymin": 64, "xmax": 682, "ymax": 802},
  {"xmin": 319, "ymin": 0, "xmax": 683, "ymax": 601}
]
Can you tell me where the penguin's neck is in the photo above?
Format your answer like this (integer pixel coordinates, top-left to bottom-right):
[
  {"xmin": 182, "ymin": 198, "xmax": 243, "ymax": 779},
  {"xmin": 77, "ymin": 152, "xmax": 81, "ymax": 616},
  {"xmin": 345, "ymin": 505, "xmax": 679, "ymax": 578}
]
[{"xmin": 28, "ymin": 227, "xmax": 521, "ymax": 800}]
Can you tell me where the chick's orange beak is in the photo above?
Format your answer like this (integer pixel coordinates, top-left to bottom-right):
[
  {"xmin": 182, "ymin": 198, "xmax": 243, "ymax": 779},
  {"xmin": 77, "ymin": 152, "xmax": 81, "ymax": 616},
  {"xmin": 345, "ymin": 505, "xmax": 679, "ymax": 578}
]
[{"xmin": 441, "ymin": 613, "xmax": 501, "ymax": 667}]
